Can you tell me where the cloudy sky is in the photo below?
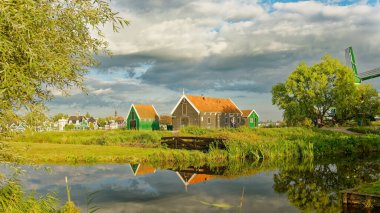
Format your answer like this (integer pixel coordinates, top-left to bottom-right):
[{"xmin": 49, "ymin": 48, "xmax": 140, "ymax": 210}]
[{"xmin": 48, "ymin": 0, "xmax": 380, "ymax": 121}]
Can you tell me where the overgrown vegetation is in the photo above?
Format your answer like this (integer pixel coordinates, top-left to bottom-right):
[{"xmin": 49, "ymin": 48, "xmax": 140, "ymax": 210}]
[
  {"xmin": 347, "ymin": 127, "xmax": 380, "ymax": 135},
  {"xmin": 5, "ymin": 129, "xmax": 171, "ymax": 147},
  {"xmin": 359, "ymin": 181, "xmax": 380, "ymax": 195},
  {"xmin": 2, "ymin": 127, "xmax": 380, "ymax": 164}
]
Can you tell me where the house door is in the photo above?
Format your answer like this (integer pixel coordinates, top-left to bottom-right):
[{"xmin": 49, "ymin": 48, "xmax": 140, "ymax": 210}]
[
  {"xmin": 230, "ymin": 117, "xmax": 236, "ymax": 128},
  {"xmin": 130, "ymin": 120, "xmax": 137, "ymax": 130},
  {"xmin": 180, "ymin": 117, "xmax": 189, "ymax": 128}
]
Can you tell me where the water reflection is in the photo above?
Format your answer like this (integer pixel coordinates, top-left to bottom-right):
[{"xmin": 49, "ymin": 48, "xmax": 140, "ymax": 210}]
[{"xmin": 0, "ymin": 155, "xmax": 379, "ymax": 212}]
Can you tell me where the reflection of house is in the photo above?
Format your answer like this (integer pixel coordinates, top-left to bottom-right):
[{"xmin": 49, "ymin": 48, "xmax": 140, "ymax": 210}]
[
  {"xmin": 241, "ymin": 109, "xmax": 259, "ymax": 128},
  {"xmin": 129, "ymin": 164, "xmax": 156, "ymax": 176},
  {"xmin": 171, "ymin": 94, "xmax": 242, "ymax": 130},
  {"xmin": 126, "ymin": 104, "xmax": 160, "ymax": 130},
  {"xmin": 176, "ymin": 172, "xmax": 214, "ymax": 190}
]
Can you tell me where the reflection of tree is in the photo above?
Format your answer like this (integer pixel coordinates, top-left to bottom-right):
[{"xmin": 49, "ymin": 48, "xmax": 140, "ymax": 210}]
[{"xmin": 273, "ymin": 156, "xmax": 380, "ymax": 212}]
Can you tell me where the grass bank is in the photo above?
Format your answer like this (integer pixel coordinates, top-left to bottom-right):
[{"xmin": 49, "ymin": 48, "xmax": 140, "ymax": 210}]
[
  {"xmin": 359, "ymin": 181, "xmax": 380, "ymax": 195},
  {"xmin": 347, "ymin": 127, "xmax": 380, "ymax": 135},
  {"xmin": 2, "ymin": 127, "xmax": 380, "ymax": 164}
]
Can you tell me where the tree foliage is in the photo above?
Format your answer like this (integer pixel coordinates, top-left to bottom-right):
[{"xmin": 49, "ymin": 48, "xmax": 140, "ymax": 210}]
[
  {"xmin": 272, "ymin": 55, "xmax": 379, "ymax": 126},
  {"xmin": 23, "ymin": 104, "xmax": 48, "ymax": 129},
  {"xmin": 0, "ymin": 0, "xmax": 128, "ymax": 126},
  {"xmin": 52, "ymin": 113, "xmax": 69, "ymax": 122}
]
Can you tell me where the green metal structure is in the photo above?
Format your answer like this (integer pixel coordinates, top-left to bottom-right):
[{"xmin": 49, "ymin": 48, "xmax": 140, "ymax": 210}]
[{"xmin": 345, "ymin": 47, "xmax": 380, "ymax": 83}]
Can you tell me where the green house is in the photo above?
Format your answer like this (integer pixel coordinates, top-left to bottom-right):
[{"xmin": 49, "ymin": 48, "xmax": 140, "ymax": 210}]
[
  {"xmin": 126, "ymin": 104, "xmax": 160, "ymax": 130},
  {"xmin": 241, "ymin": 109, "xmax": 260, "ymax": 128}
]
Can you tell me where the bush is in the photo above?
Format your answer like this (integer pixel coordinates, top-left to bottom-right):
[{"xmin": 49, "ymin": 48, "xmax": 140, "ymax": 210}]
[
  {"xmin": 132, "ymin": 132, "xmax": 161, "ymax": 144},
  {"xmin": 180, "ymin": 126, "xmax": 212, "ymax": 135}
]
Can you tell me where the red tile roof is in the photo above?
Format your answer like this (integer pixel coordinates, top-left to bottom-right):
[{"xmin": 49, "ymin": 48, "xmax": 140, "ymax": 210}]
[
  {"xmin": 186, "ymin": 95, "xmax": 241, "ymax": 113},
  {"xmin": 135, "ymin": 165, "xmax": 156, "ymax": 176},
  {"xmin": 188, "ymin": 174, "xmax": 214, "ymax": 185},
  {"xmin": 241, "ymin": 110, "xmax": 252, "ymax": 117},
  {"xmin": 133, "ymin": 105, "xmax": 158, "ymax": 119}
]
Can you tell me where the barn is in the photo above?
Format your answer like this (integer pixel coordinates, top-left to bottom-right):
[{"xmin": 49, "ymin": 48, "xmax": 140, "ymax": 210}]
[
  {"xmin": 126, "ymin": 104, "xmax": 160, "ymax": 130},
  {"xmin": 171, "ymin": 94, "xmax": 242, "ymax": 130},
  {"xmin": 241, "ymin": 109, "xmax": 260, "ymax": 128}
]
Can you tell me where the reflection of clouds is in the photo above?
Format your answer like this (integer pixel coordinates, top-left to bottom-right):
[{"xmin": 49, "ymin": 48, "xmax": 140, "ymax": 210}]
[{"xmin": 0, "ymin": 164, "xmax": 297, "ymax": 212}]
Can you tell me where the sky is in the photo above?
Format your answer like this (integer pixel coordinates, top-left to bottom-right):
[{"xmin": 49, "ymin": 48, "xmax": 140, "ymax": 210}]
[{"xmin": 48, "ymin": 0, "xmax": 380, "ymax": 121}]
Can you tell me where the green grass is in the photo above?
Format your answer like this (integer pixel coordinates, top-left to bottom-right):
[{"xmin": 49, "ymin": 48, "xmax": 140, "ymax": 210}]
[
  {"xmin": 2, "ymin": 127, "xmax": 380, "ymax": 164},
  {"xmin": 359, "ymin": 181, "xmax": 380, "ymax": 195},
  {"xmin": 4, "ymin": 129, "xmax": 171, "ymax": 147},
  {"xmin": 347, "ymin": 127, "xmax": 380, "ymax": 135}
]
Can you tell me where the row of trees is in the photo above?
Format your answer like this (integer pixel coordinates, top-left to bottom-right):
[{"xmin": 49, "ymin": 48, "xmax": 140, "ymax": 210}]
[{"xmin": 272, "ymin": 55, "xmax": 380, "ymax": 126}]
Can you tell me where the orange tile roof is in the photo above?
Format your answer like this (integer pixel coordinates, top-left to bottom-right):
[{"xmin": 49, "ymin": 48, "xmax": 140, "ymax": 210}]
[
  {"xmin": 134, "ymin": 105, "xmax": 158, "ymax": 119},
  {"xmin": 135, "ymin": 165, "xmax": 156, "ymax": 176},
  {"xmin": 188, "ymin": 174, "xmax": 214, "ymax": 185},
  {"xmin": 241, "ymin": 110, "xmax": 252, "ymax": 117},
  {"xmin": 186, "ymin": 95, "xmax": 241, "ymax": 113}
]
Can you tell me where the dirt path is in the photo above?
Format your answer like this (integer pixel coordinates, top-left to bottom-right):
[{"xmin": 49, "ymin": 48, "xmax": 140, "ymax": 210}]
[{"xmin": 322, "ymin": 127, "xmax": 363, "ymax": 135}]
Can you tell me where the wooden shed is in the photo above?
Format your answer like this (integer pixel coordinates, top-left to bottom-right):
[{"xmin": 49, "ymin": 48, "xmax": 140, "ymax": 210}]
[
  {"xmin": 126, "ymin": 104, "xmax": 160, "ymax": 130},
  {"xmin": 241, "ymin": 109, "xmax": 259, "ymax": 128},
  {"xmin": 171, "ymin": 94, "xmax": 242, "ymax": 130}
]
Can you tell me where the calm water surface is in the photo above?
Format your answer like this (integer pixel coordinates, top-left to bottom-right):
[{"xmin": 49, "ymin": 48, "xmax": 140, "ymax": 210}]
[{"xmin": 1, "ymin": 156, "xmax": 379, "ymax": 212}]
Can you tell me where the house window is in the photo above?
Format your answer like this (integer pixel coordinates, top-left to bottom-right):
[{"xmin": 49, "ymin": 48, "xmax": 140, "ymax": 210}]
[
  {"xmin": 207, "ymin": 117, "xmax": 211, "ymax": 124},
  {"xmin": 250, "ymin": 118, "xmax": 254, "ymax": 123},
  {"xmin": 201, "ymin": 116, "xmax": 203, "ymax": 122},
  {"xmin": 182, "ymin": 103, "xmax": 187, "ymax": 115},
  {"xmin": 225, "ymin": 117, "xmax": 228, "ymax": 124}
]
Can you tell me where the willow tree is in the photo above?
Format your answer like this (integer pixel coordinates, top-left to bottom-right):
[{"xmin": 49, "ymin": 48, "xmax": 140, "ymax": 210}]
[
  {"xmin": 272, "ymin": 55, "xmax": 356, "ymax": 126},
  {"xmin": 0, "ymin": 0, "xmax": 128, "ymax": 129}
]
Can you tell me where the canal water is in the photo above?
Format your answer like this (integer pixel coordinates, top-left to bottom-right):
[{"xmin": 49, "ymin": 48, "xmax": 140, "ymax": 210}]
[{"xmin": 1, "ymin": 155, "xmax": 379, "ymax": 212}]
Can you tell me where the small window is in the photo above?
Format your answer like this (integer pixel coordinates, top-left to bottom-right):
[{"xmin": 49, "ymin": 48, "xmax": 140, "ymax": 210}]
[
  {"xmin": 207, "ymin": 117, "xmax": 211, "ymax": 124},
  {"xmin": 201, "ymin": 116, "xmax": 204, "ymax": 122},
  {"xmin": 182, "ymin": 103, "xmax": 187, "ymax": 115},
  {"xmin": 250, "ymin": 118, "xmax": 254, "ymax": 123},
  {"xmin": 225, "ymin": 117, "xmax": 228, "ymax": 124}
]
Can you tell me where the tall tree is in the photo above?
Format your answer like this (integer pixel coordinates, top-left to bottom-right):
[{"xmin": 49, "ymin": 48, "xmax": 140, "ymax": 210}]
[
  {"xmin": 272, "ymin": 55, "xmax": 356, "ymax": 126},
  {"xmin": 353, "ymin": 84, "xmax": 380, "ymax": 125},
  {"xmin": 52, "ymin": 113, "xmax": 69, "ymax": 122},
  {"xmin": 0, "ymin": 0, "xmax": 128, "ymax": 125},
  {"xmin": 23, "ymin": 104, "xmax": 49, "ymax": 130}
]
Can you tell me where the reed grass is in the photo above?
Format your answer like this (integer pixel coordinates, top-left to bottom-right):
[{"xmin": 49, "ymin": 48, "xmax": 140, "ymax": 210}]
[{"xmin": 2, "ymin": 127, "xmax": 380, "ymax": 164}]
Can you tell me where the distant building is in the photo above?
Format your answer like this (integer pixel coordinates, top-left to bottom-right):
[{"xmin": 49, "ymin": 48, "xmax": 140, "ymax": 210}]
[
  {"xmin": 171, "ymin": 94, "xmax": 242, "ymax": 130},
  {"xmin": 241, "ymin": 109, "xmax": 259, "ymax": 128},
  {"xmin": 126, "ymin": 104, "xmax": 160, "ymax": 130},
  {"xmin": 58, "ymin": 118, "xmax": 68, "ymax": 131},
  {"xmin": 68, "ymin": 115, "xmax": 96, "ymax": 130}
]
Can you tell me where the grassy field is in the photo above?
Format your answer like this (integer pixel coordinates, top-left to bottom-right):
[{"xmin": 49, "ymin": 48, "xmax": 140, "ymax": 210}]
[
  {"xmin": 358, "ymin": 181, "xmax": 380, "ymax": 195},
  {"xmin": 2, "ymin": 127, "xmax": 380, "ymax": 164},
  {"xmin": 347, "ymin": 127, "xmax": 380, "ymax": 135}
]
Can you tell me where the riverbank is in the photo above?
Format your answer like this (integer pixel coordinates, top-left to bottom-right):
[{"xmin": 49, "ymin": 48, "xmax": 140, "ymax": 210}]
[{"xmin": 2, "ymin": 127, "xmax": 380, "ymax": 164}]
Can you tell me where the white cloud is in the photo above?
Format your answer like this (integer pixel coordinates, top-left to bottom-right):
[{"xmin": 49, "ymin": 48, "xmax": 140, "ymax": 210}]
[
  {"xmin": 92, "ymin": 88, "xmax": 113, "ymax": 95},
  {"xmin": 48, "ymin": 0, "xmax": 380, "ymax": 121}
]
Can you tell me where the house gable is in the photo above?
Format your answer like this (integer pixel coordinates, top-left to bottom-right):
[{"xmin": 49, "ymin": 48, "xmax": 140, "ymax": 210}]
[{"xmin": 170, "ymin": 95, "xmax": 200, "ymax": 115}]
